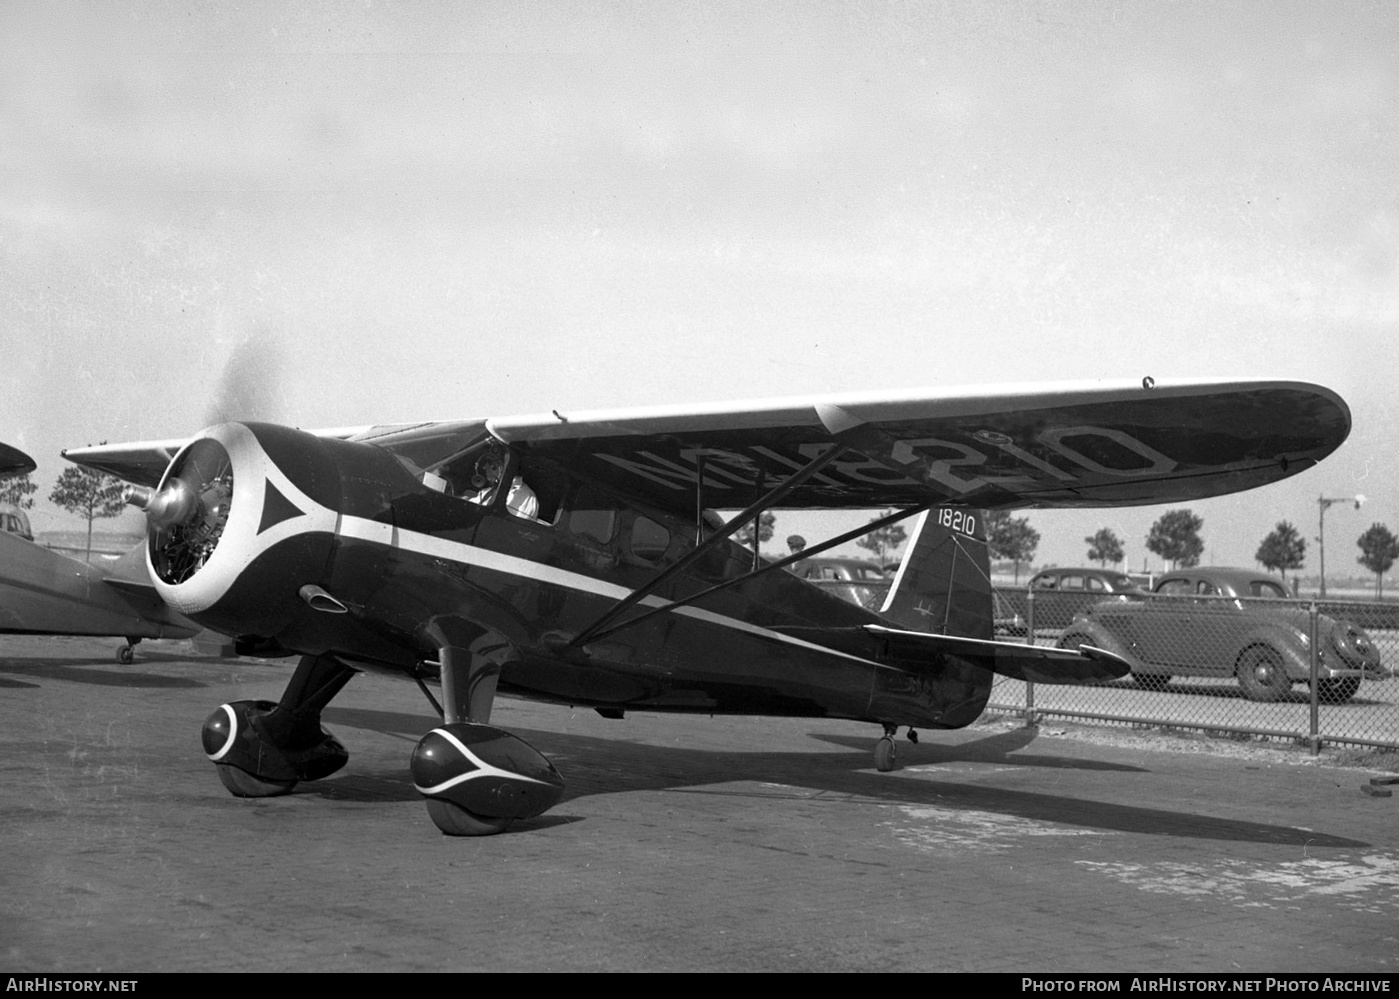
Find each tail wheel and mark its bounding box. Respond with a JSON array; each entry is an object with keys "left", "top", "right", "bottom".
[
  {"left": 874, "top": 736, "right": 897, "bottom": 772},
  {"left": 215, "top": 764, "right": 297, "bottom": 798},
  {"left": 1235, "top": 646, "right": 1291, "bottom": 702},
  {"left": 1316, "top": 676, "right": 1360, "bottom": 704}
]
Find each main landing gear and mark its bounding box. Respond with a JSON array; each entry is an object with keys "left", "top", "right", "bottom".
[
  {"left": 874, "top": 724, "right": 918, "bottom": 772},
  {"left": 201, "top": 625, "right": 564, "bottom": 837},
  {"left": 117, "top": 638, "right": 139, "bottom": 664},
  {"left": 407, "top": 620, "right": 563, "bottom": 836},
  {"left": 201, "top": 653, "right": 355, "bottom": 796}
]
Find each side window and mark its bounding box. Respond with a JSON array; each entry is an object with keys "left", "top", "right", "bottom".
[
  {"left": 569, "top": 508, "right": 616, "bottom": 544},
  {"left": 1085, "top": 577, "right": 1106, "bottom": 591},
  {"left": 629, "top": 516, "right": 671, "bottom": 566},
  {"left": 1034, "top": 576, "right": 1058, "bottom": 589},
  {"left": 1061, "top": 576, "right": 1084, "bottom": 590},
  {"left": 1156, "top": 579, "right": 1191, "bottom": 596},
  {"left": 1196, "top": 581, "right": 1218, "bottom": 596},
  {"left": 567, "top": 486, "right": 617, "bottom": 544},
  {"left": 1251, "top": 581, "right": 1287, "bottom": 598}
]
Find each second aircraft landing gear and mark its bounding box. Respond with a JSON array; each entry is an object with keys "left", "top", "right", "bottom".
[{"left": 202, "top": 653, "right": 356, "bottom": 796}]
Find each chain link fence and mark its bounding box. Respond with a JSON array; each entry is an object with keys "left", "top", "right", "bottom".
[
  {"left": 991, "top": 587, "right": 1399, "bottom": 752},
  {"left": 808, "top": 578, "right": 1399, "bottom": 752}
]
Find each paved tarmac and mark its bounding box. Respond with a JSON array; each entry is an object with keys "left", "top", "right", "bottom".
[{"left": 1, "top": 634, "right": 1397, "bottom": 973}]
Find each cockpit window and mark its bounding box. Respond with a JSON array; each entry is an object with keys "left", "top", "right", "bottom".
[{"left": 422, "top": 439, "right": 507, "bottom": 501}]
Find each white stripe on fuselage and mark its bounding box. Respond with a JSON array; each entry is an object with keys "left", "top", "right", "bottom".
[{"left": 334, "top": 514, "right": 882, "bottom": 667}]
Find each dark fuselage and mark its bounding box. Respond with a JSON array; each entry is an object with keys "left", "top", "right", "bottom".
[{"left": 171, "top": 425, "right": 992, "bottom": 730}]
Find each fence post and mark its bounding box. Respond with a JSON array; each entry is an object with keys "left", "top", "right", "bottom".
[
  {"left": 1024, "top": 588, "right": 1037, "bottom": 726},
  {"left": 1308, "top": 600, "right": 1321, "bottom": 756}
]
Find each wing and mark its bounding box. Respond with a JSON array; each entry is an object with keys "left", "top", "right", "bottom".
[
  {"left": 864, "top": 624, "right": 1129, "bottom": 684},
  {"left": 62, "top": 426, "right": 379, "bottom": 488},
  {"left": 61, "top": 379, "right": 1349, "bottom": 514},
  {"left": 490, "top": 378, "right": 1348, "bottom": 513}
]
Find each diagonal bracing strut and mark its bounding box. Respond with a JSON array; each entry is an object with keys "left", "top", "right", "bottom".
[
  {"left": 576, "top": 503, "right": 930, "bottom": 645},
  {"left": 569, "top": 436, "right": 862, "bottom": 648}
]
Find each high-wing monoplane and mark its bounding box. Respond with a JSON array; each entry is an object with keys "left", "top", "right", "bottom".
[
  {"left": 0, "top": 442, "right": 200, "bottom": 661},
  {"left": 61, "top": 378, "right": 1350, "bottom": 834}
]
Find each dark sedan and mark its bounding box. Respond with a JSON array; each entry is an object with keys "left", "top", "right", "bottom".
[
  {"left": 1057, "top": 567, "right": 1385, "bottom": 702},
  {"left": 1019, "top": 567, "right": 1147, "bottom": 630}
]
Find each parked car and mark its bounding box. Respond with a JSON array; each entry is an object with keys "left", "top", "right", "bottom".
[
  {"left": 0, "top": 504, "right": 32, "bottom": 542},
  {"left": 798, "top": 557, "right": 890, "bottom": 611},
  {"left": 1020, "top": 567, "right": 1148, "bottom": 630},
  {"left": 1057, "top": 567, "right": 1385, "bottom": 703}
]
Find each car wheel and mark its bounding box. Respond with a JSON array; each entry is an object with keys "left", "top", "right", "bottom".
[
  {"left": 1316, "top": 676, "right": 1360, "bottom": 704},
  {"left": 1130, "top": 672, "right": 1171, "bottom": 691},
  {"left": 1235, "top": 645, "right": 1292, "bottom": 702},
  {"left": 1056, "top": 631, "right": 1091, "bottom": 652}
]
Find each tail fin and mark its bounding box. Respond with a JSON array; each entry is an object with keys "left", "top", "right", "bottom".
[{"left": 880, "top": 507, "right": 992, "bottom": 641}]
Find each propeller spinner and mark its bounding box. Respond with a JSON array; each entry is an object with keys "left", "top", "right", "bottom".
[{"left": 128, "top": 437, "right": 235, "bottom": 585}]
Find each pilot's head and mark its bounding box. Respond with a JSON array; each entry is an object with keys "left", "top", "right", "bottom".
[{"left": 471, "top": 453, "right": 503, "bottom": 490}]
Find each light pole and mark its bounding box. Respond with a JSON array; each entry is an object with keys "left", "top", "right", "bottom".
[{"left": 1318, "top": 493, "right": 1366, "bottom": 598}]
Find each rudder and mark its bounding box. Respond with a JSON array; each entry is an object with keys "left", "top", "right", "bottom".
[{"left": 880, "top": 507, "right": 992, "bottom": 641}]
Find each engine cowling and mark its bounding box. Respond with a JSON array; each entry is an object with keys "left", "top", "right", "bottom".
[{"left": 143, "top": 423, "right": 345, "bottom": 639}]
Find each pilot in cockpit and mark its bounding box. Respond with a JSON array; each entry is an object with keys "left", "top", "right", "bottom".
[
  {"left": 424, "top": 444, "right": 539, "bottom": 520},
  {"left": 467, "top": 452, "right": 504, "bottom": 505}
]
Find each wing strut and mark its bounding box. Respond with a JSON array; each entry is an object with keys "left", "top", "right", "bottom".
[
  {"left": 569, "top": 437, "right": 860, "bottom": 648},
  {"left": 576, "top": 503, "right": 930, "bottom": 645}
]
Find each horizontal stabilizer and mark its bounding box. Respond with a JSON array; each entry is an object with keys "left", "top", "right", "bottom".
[{"left": 864, "top": 624, "right": 1130, "bottom": 684}]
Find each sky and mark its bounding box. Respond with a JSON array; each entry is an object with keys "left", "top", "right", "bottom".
[{"left": 3, "top": 1, "right": 1397, "bottom": 579}]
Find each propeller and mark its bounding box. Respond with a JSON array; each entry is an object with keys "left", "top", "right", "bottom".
[
  {"left": 206, "top": 335, "right": 283, "bottom": 426},
  {"left": 129, "top": 438, "right": 235, "bottom": 585}
]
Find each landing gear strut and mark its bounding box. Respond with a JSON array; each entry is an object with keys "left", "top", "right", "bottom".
[{"left": 202, "top": 653, "right": 356, "bottom": 796}]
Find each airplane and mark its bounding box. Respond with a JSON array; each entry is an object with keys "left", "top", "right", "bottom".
[
  {"left": 0, "top": 442, "right": 200, "bottom": 661},
  {"left": 58, "top": 377, "right": 1350, "bottom": 835}
]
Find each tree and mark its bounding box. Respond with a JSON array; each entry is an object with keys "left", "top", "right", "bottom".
[
  {"left": 733, "top": 511, "right": 775, "bottom": 553},
  {"left": 1085, "top": 528, "right": 1124, "bottom": 567},
  {"left": 1356, "top": 523, "right": 1399, "bottom": 598},
  {"left": 986, "top": 509, "right": 1040, "bottom": 583},
  {"left": 1146, "top": 509, "right": 1203, "bottom": 570},
  {"left": 1255, "top": 521, "right": 1306, "bottom": 584},
  {"left": 0, "top": 472, "right": 38, "bottom": 509},
  {"left": 49, "top": 467, "right": 128, "bottom": 563},
  {"left": 855, "top": 509, "right": 908, "bottom": 564}
]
